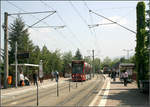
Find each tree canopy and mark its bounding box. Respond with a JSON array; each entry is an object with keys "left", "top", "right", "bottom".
[
  {"left": 74, "top": 48, "right": 83, "bottom": 60},
  {"left": 135, "top": 1, "right": 148, "bottom": 88}
]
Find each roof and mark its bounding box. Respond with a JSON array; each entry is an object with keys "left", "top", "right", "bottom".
[
  {"left": 119, "top": 63, "right": 135, "bottom": 68},
  {"left": 11, "top": 63, "right": 39, "bottom": 67}
]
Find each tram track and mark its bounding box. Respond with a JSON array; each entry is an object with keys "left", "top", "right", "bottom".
[
  {"left": 2, "top": 74, "right": 105, "bottom": 106},
  {"left": 56, "top": 75, "right": 104, "bottom": 106},
  {"left": 3, "top": 78, "right": 90, "bottom": 106},
  {"left": 15, "top": 79, "right": 92, "bottom": 106},
  {"left": 2, "top": 81, "right": 70, "bottom": 105},
  {"left": 76, "top": 75, "right": 105, "bottom": 106}
]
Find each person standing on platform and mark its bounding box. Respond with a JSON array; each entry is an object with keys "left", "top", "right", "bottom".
[
  {"left": 123, "top": 70, "right": 128, "bottom": 86},
  {"left": 33, "top": 71, "right": 38, "bottom": 86},
  {"left": 19, "top": 71, "right": 24, "bottom": 86}
]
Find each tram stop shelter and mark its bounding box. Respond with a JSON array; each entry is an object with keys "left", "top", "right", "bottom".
[
  {"left": 119, "top": 63, "right": 135, "bottom": 82},
  {"left": 10, "top": 63, "right": 40, "bottom": 87}
]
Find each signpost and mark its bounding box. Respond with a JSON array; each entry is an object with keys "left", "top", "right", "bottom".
[{"left": 17, "top": 52, "right": 29, "bottom": 59}]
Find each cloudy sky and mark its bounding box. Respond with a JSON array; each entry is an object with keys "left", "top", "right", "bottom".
[{"left": 1, "top": 0, "right": 149, "bottom": 60}]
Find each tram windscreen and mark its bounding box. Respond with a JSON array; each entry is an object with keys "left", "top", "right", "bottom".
[{"left": 72, "top": 63, "right": 83, "bottom": 74}]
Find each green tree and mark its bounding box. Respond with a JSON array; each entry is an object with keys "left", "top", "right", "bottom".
[
  {"left": 135, "top": 2, "right": 147, "bottom": 87},
  {"left": 84, "top": 56, "right": 92, "bottom": 64},
  {"left": 94, "top": 58, "right": 101, "bottom": 72},
  {"left": 111, "top": 58, "right": 120, "bottom": 67},
  {"left": 62, "top": 51, "right": 73, "bottom": 76},
  {"left": 52, "top": 50, "right": 63, "bottom": 72},
  {"left": 48, "top": 50, "right": 63, "bottom": 73},
  {"left": 41, "top": 45, "right": 51, "bottom": 74},
  {"left": 101, "top": 56, "right": 112, "bottom": 69},
  {"left": 29, "top": 45, "right": 41, "bottom": 64},
  {"left": 74, "top": 48, "right": 83, "bottom": 60},
  {"left": 144, "top": 2, "right": 150, "bottom": 79},
  {"left": 9, "top": 17, "right": 34, "bottom": 64},
  {"left": 128, "top": 55, "right": 136, "bottom": 63}
]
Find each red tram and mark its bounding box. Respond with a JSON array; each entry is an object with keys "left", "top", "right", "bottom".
[{"left": 72, "top": 60, "right": 91, "bottom": 81}]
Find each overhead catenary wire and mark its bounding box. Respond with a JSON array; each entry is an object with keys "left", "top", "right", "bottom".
[
  {"left": 9, "top": 16, "right": 56, "bottom": 46},
  {"left": 31, "top": 25, "right": 66, "bottom": 29},
  {"left": 89, "top": 10, "right": 136, "bottom": 34},
  {"left": 40, "top": 0, "right": 86, "bottom": 50},
  {"left": 83, "top": 1, "right": 101, "bottom": 53},
  {"left": 40, "top": 0, "right": 84, "bottom": 49},
  {"left": 6, "top": 0, "right": 55, "bottom": 30},
  {"left": 6, "top": 1, "right": 67, "bottom": 49},
  {"left": 88, "top": 23, "right": 115, "bottom": 28},
  {"left": 69, "top": 1, "right": 89, "bottom": 27},
  {"left": 9, "top": 11, "right": 56, "bottom": 16},
  {"left": 69, "top": 1, "right": 99, "bottom": 51},
  {"left": 54, "top": 29, "right": 78, "bottom": 49},
  {"left": 83, "top": 1, "right": 136, "bottom": 59},
  {"left": 7, "top": 1, "right": 79, "bottom": 51},
  {"left": 93, "top": 6, "right": 135, "bottom": 12},
  {"left": 28, "top": 12, "right": 56, "bottom": 28}
]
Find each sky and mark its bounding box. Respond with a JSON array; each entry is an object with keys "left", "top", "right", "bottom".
[{"left": 1, "top": 0, "right": 149, "bottom": 61}]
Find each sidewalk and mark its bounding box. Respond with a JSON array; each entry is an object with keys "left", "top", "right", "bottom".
[
  {"left": 99, "top": 75, "right": 149, "bottom": 106},
  {"left": 1, "top": 77, "right": 69, "bottom": 96}
]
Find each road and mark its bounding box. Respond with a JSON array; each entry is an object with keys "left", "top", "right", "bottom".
[{"left": 2, "top": 74, "right": 105, "bottom": 106}]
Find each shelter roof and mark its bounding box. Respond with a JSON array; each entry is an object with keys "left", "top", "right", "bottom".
[{"left": 11, "top": 63, "right": 39, "bottom": 67}]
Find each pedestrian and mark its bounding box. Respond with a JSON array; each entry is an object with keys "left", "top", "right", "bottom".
[
  {"left": 123, "top": 70, "right": 128, "bottom": 86},
  {"left": 24, "top": 74, "right": 30, "bottom": 86},
  {"left": 33, "top": 71, "right": 38, "bottom": 86},
  {"left": 108, "top": 71, "right": 111, "bottom": 77},
  {"left": 54, "top": 70, "right": 59, "bottom": 82},
  {"left": 19, "top": 71, "right": 24, "bottom": 86},
  {"left": 111, "top": 70, "right": 116, "bottom": 81}
]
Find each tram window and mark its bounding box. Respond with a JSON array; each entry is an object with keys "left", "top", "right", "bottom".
[{"left": 72, "top": 63, "right": 83, "bottom": 74}]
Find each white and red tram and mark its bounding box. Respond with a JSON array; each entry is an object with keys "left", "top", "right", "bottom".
[{"left": 72, "top": 60, "right": 91, "bottom": 81}]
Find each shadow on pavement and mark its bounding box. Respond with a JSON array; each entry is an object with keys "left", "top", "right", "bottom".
[
  {"left": 111, "top": 81, "right": 123, "bottom": 84},
  {"left": 102, "top": 88, "right": 138, "bottom": 91},
  {"left": 101, "top": 87, "right": 149, "bottom": 106}
]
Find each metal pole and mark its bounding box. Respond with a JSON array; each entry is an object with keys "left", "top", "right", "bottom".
[
  {"left": 57, "top": 81, "right": 59, "bottom": 96},
  {"left": 37, "top": 82, "right": 39, "bottom": 106},
  {"left": 69, "top": 79, "right": 70, "bottom": 92},
  {"left": 15, "top": 42, "right": 18, "bottom": 88},
  {"left": 76, "top": 75, "right": 77, "bottom": 88},
  {"left": 92, "top": 50, "right": 95, "bottom": 77},
  {"left": 4, "top": 12, "right": 9, "bottom": 89},
  {"left": 148, "top": 1, "right": 150, "bottom": 105}
]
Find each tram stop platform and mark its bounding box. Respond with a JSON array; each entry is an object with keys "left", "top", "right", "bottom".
[
  {"left": 98, "top": 75, "right": 149, "bottom": 107},
  {"left": 1, "top": 77, "right": 69, "bottom": 97}
]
